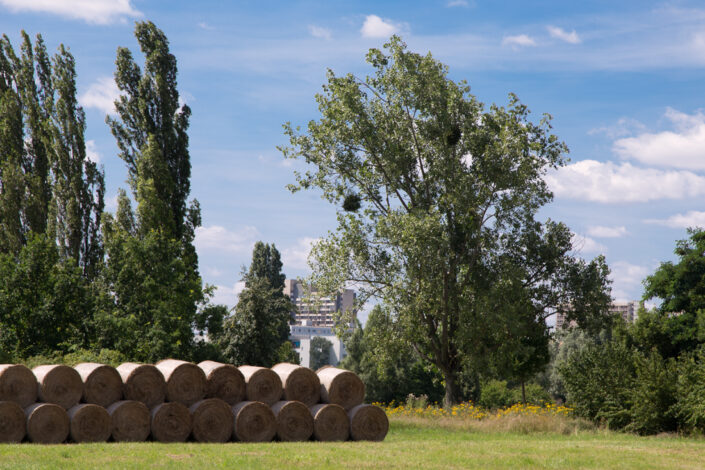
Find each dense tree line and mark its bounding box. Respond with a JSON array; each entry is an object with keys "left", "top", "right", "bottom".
[
  {"left": 0, "top": 23, "right": 226, "bottom": 364},
  {"left": 556, "top": 229, "right": 705, "bottom": 434}
]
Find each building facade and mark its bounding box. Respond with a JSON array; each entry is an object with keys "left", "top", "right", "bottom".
[
  {"left": 289, "top": 324, "right": 346, "bottom": 368},
  {"left": 283, "top": 279, "right": 356, "bottom": 327},
  {"left": 555, "top": 300, "right": 640, "bottom": 330}
]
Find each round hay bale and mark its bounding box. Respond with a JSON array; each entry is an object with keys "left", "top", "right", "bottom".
[
  {"left": 74, "top": 363, "right": 122, "bottom": 407},
  {"left": 310, "top": 403, "right": 349, "bottom": 442},
  {"left": 189, "top": 398, "right": 233, "bottom": 443},
  {"left": 116, "top": 363, "right": 166, "bottom": 408},
  {"left": 32, "top": 365, "right": 83, "bottom": 410},
  {"left": 150, "top": 402, "right": 191, "bottom": 443},
  {"left": 238, "top": 366, "right": 282, "bottom": 406},
  {"left": 155, "top": 359, "right": 206, "bottom": 406},
  {"left": 317, "top": 367, "right": 365, "bottom": 411},
  {"left": 348, "top": 404, "right": 389, "bottom": 441},
  {"left": 25, "top": 403, "right": 69, "bottom": 444},
  {"left": 107, "top": 400, "right": 150, "bottom": 442},
  {"left": 198, "top": 361, "right": 246, "bottom": 405},
  {"left": 271, "top": 363, "right": 320, "bottom": 407},
  {"left": 231, "top": 401, "right": 276, "bottom": 442},
  {"left": 271, "top": 400, "right": 313, "bottom": 442},
  {"left": 0, "top": 364, "right": 37, "bottom": 408},
  {"left": 0, "top": 401, "right": 25, "bottom": 442},
  {"left": 67, "top": 403, "right": 111, "bottom": 443}
]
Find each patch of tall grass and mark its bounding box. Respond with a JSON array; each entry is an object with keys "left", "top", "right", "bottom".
[{"left": 379, "top": 396, "right": 594, "bottom": 435}]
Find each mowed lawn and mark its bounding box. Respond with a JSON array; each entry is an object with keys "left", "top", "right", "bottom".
[{"left": 1, "top": 419, "right": 704, "bottom": 469}]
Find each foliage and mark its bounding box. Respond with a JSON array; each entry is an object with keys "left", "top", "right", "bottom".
[
  {"left": 21, "top": 348, "right": 127, "bottom": 369},
  {"left": 0, "top": 32, "right": 104, "bottom": 273},
  {"left": 281, "top": 36, "right": 612, "bottom": 406},
  {"left": 0, "top": 234, "right": 94, "bottom": 359},
  {"left": 98, "top": 21, "right": 205, "bottom": 361},
  {"left": 309, "top": 336, "right": 333, "bottom": 370},
  {"left": 216, "top": 242, "right": 293, "bottom": 367},
  {"left": 340, "top": 306, "right": 445, "bottom": 404},
  {"left": 478, "top": 380, "right": 550, "bottom": 409},
  {"left": 642, "top": 229, "right": 705, "bottom": 358},
  {"left": 559, "top": 342, "right": 636, "bottom": 430}
]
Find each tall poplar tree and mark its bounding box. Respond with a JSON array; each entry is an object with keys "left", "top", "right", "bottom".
[{"left": 100, "top": 21, "right": 204, "bottom": 361}]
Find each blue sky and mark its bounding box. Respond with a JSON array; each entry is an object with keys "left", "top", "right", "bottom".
[{"left": 2, "top": 0, "right": 705, "bottom": 319}]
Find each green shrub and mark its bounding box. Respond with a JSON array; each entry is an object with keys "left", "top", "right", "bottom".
[
  {"left": 22, "top": 348, "right": 127, "bottom": 368},
  {"left": 559, "top": 342, "right": 635, "bottom": 429},
  {"left": 626, "top": 350, "right": 677, "bottom": 434},
  {"left": 510, "top": 382, "right": 552, "bottom": 405},
  {"left": 479, "top": 380, "right": 511, "bottom": 409}
]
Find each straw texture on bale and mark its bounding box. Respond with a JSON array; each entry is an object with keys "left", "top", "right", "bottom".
[
  {"left": 198, "top": 361, "right": 246, "bottom": 405},
  {"left": 74, "top": 363, "right": 122, "bottom": 407},
  {"left": 232, "top": 401, "right": 276, "bottom": 442},
  {"left": 348, "top": 404, "right": 389, "bottom": 441},
  {"left": 32, "top": 365, "right": 83, "bottom": 410},
  {"left": 155, "top": 359, "right": 206, "bottom": 406},
  {"left": 271, "top": 400, "right": 314, "bottom": 442},
  {"left": 0, "top": 364, "right": 37, "bottom": 408},
  {"left": 67, "top": 404, "right": 111, "bottom": 443},
  {"left": 272, "top": 363, "right": 320, "bottom": 407},
  {"left": 25, "top": 403, "right": 69, "bottom": 444},
  {"left": 310, "top": 403, "right": 349, "bottom": 442},
  {"left": 117, "top": 363, "right": 166, "bottom": 408},
  {"left": 317, "top": 367, "right": 365, "bottom": 411},
  {"left": 150, "top": 402, "right": 192, "bottom": 442},
  {"left": 238, "top": 366, "right": 282, "bottom": 406},
  {"left": 189, "top": 398, "right": 233, "bottom": 443},
  {"left": 107, "top": 400, "right": 150, "bottom": 442},
  {"left": 0, "top": 401, "right": 25, "bottom": 442}
]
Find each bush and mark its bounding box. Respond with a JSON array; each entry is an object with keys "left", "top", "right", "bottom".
[
  {"left": 626, "top": 350, "right": 677, "bottom": 434},
  {"left": 479, "top": 380, "right": 511, "bottom": 409},
  {"left": 675, "top": 348, "right": 705, "bottom": 432},
  {"left": 510, "top": 382, "right": 552, "bottom": 405},
  {"left": 22, "top": 348, "right": 127, "bottom": 369},
  {"left": 559, "top": 342, "right": 635, "bottom": 429}
]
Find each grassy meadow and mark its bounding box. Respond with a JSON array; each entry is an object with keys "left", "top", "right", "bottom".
[{"left": 2, "top": 404, "right": 705, "bottom": 469}]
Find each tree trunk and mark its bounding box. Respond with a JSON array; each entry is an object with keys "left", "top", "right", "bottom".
[
  {"left": 442, "top": 369, "right": 462, "bottom": 409},
  {"left": 521, "top": 380, "right": 526, "bottom": 404}
]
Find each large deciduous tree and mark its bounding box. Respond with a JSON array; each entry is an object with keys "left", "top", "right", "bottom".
[
  {"left": 281, "top": 37, "right": 611, "bottom": 406},
  {"left": 100, "top": 21, "right": 204, "bottom": 361}
]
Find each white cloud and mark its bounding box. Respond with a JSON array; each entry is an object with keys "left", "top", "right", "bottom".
[
  {"left": 547, "top": 26, "right": 581, "bottom": 44},
  {"left": 588, "top": 117, "right": 646, "bottom": 139},
  {"left": 79, "top": 77, "right": 121, "bottom": 115},
  {"left": 571, "top": 233, "right": 607, "bottom": 254},
  {"left": 308, "top": 25, "right": 332, "bottom": 40},
  {"left": 610, "top": 261, "right": 650, "bottom": 302},
  {"left": 644, "top": 210, "right": 705, "bottom": 229},
  {"left": 104, "top": 194, "right": 119, "bottom": 212},
  {"left": 587, "top": 225, "right": 629, "bottom": 238},
  {"left": 545, "top": 160, "right": 705, "bottom": 203},
  {"left": 0, "top": 0, "right": 140, "bottom": 24},
  {"left": 613, "top": 108, "right": 705, "bottom": 170},
  {"left": 197, "top": 22, "right": 214, "bottom": 30},
  {"left": 502, "top": 34, "right": 537, "bottom": 48},
  {"left": 210, "top": 282, "right": 245, "bottom": 310},
  {"left": 281, "top": 237, "right": 320, "bottom": 271},
  {"left": 447, "top": 0, "right": 470, "bottom": 7},
  {"left": 85, "top": 140, "right": 100, "bottom": 164},
  {"left": 194, "top": 225, "right": 259, "bottom": 254},
  {"left": 361, "top": 15, "right": 403, "bottom": 39}
]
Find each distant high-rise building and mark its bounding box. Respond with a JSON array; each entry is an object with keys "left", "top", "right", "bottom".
[
  {"left": 283, "top": 279, "right": 356, "bottom": 328},
  {"left": 555, "top": 300, "right": 640, "bottom": 330},
  {"left": 609, "top": 301, "right": 639, "bottom": 323}
]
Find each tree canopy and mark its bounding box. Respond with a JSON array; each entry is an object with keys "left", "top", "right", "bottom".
[{"left": 281, "top": 36, "right": 611, "bottom": 406}]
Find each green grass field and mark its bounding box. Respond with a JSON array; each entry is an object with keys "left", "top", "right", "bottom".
[{"left": 1, "top": 417, "right": 704, "bottom": 469}]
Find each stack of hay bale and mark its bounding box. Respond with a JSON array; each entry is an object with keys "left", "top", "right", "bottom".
[{"left": 0, "top": 361, "right": 388, "bottom": 444}]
